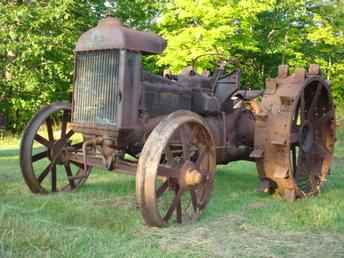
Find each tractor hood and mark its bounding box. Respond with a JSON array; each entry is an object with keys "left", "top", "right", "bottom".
[{"left": 75, "top": 17, "right": 167, "bottom": 54}]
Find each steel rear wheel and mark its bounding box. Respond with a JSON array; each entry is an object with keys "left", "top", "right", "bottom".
[
  {"left": 136, "top": 111, "right": 216, "bottom": 227},
  {"left": 20, "top": 102, "right": 91, "bottom": 193},
  {"left": 290, "top": 79, "right": 335, "bottom": 195},
  {"left": 253, "top": 65, "right": 336, "bottom": 200}
]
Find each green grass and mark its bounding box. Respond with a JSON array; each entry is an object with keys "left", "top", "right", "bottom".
[{"left": 0, "top": 124, "right": 344, "bottom": 258}]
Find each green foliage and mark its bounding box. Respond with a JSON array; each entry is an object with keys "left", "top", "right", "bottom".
[
  {"left": 156, "top": 0, "right": 344, "bottom": 92},
  {"left": 156, "top": 0, "right": 273, "bottom": 86},
  {"left": 1, "top": 1, "right": 94, "bottom": 131},
  {"left": 0, "top": 0, "right": 343, "bottom": 132},
  {"left": 0, "top": 0, "right": 163, "bottom": 132}
]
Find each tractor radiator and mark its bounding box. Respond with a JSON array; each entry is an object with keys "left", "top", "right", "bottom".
[{"left": 73, "top": 50, "right": 120, "bottom": 126}]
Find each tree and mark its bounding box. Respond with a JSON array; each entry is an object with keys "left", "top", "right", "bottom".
[
  {"left": 156, "top": 0, "right": 344, "bottom": 94},
  {"left": 0, "top": 0, "right": 343, "bottom": 132},
  {"left": 156, "top": 0, "right": 273, "bottom": 86},
  {"left": 0, "top": 0, "right": 164, "bottom": 132}
]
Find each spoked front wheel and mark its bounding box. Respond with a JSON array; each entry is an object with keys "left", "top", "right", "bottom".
[
  {"left": 20, "top": 102, "right": 91, "bottom": 193},
  {"left": 136, "top": 111, "right": 216, "bottom": 227}
]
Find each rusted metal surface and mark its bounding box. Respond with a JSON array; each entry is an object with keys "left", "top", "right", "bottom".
[
  {"left": 251, "top": 65, "right": 336, "bottom": 200},
  {"left": 75, "top": 17, "right": 166, "bottom": 54},
  {"left": 20, "top": 16, "right": 337, "bottom": 227}
]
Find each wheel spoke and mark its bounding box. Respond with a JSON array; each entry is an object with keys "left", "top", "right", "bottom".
[
  {"left": 308, "top": 83, "right": 322, "bottom": 121},
  {"left": 295, "top": 151, "right": 308, "bottom": 178},
  {"left": 34, "top": 134, "right": 50, "bottom": 147},
  {"left": 65, "top": 130, "right": 75, "bottom": 140},
  {"left": 196, "top": 146, "right": 207, "bottom": 168},
  {"left": 51, "top": 164, "right": 57, "bottom": 192},
  {"left": 61, "top": 110, "right": 69, "bottom": 138},
  {"left": 70, "top": 160, "right": 83, "bottom": 169},
  {"left": 176, "top": 196, "right": 182, "bottom": 224},
  {"left": 179, "top": 125, "right": 191, "bottom": 161},
  {"left": 46, "top": 117, "right": 54, "bottom": 142},
  {"left": 38, "top": 163, "right": 52, "bottom": 183},
  {"left": 300, "top": 91, "right": 306, "bottom": 124},
  {"left": 156, "top": 180, "right": 169, "bottom": 198},
  {"left": 291, "top": 146, "right": 297, "bottom": 177},
  {"left": 190, "top": 189, "right": 198, "bottom": 212},
  {"left": 32, "top": 151, "right": 48, "bottom": 162},
  {"left": 64, "top": 163, "right": 76, "bottom": 189},
  {"left": 71, "top": 142, "right": 83, "bottom": 150},
  {"left": 191, "top": 126, "right": 202, "bottom": 143},
  {"left": 179, "top": 125, "right": 190, "bottom": 145},
  {"left": 163, "top": 188, "right": 183, "bottom": 222}
]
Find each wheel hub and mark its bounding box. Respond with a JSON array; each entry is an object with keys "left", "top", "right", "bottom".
[
  {"left": 49, "top": 139, "right": 69, "bottom": 164},
  {"left": 179, "top": 161, "right": 203, "bottom": 188}
]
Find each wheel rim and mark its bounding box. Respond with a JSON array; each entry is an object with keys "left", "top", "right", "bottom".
[
  {"left": 20, "top": 102, "right": 91, "bottom": 193},
  {"left": 137, "top": 111, "right": 216, "bottom": 227},
  {"left": 290, "top": 81, "right": 335, "bottom": 195}
]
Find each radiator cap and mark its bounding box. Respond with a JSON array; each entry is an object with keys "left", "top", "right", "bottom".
[{"left": 75, "top": 17, "right": 167, "bottom": 54}]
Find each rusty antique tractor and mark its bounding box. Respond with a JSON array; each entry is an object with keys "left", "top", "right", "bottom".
[{"left": 20, "top": 17, "right": 336, "bottom": 227}]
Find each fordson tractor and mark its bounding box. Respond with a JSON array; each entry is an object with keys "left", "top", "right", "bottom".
[{"left": 20, "top": 17, "right": 336, "bottom": 227}]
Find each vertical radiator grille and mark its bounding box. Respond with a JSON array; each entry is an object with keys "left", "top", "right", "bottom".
[{"left": 73, "top": 50, "right": 120, "bottom": 126}]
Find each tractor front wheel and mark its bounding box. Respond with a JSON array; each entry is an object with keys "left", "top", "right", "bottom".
[
  {"left": 20, "top": 102, "right": 91, "bottom": 193},
  {"left": 136, "top": 111, "right": 216, "bottom": 227}
]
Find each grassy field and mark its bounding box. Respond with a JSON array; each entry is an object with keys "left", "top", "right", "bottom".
[{"left": 0, "top": 122, "right": 343, "bottom": 258}]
